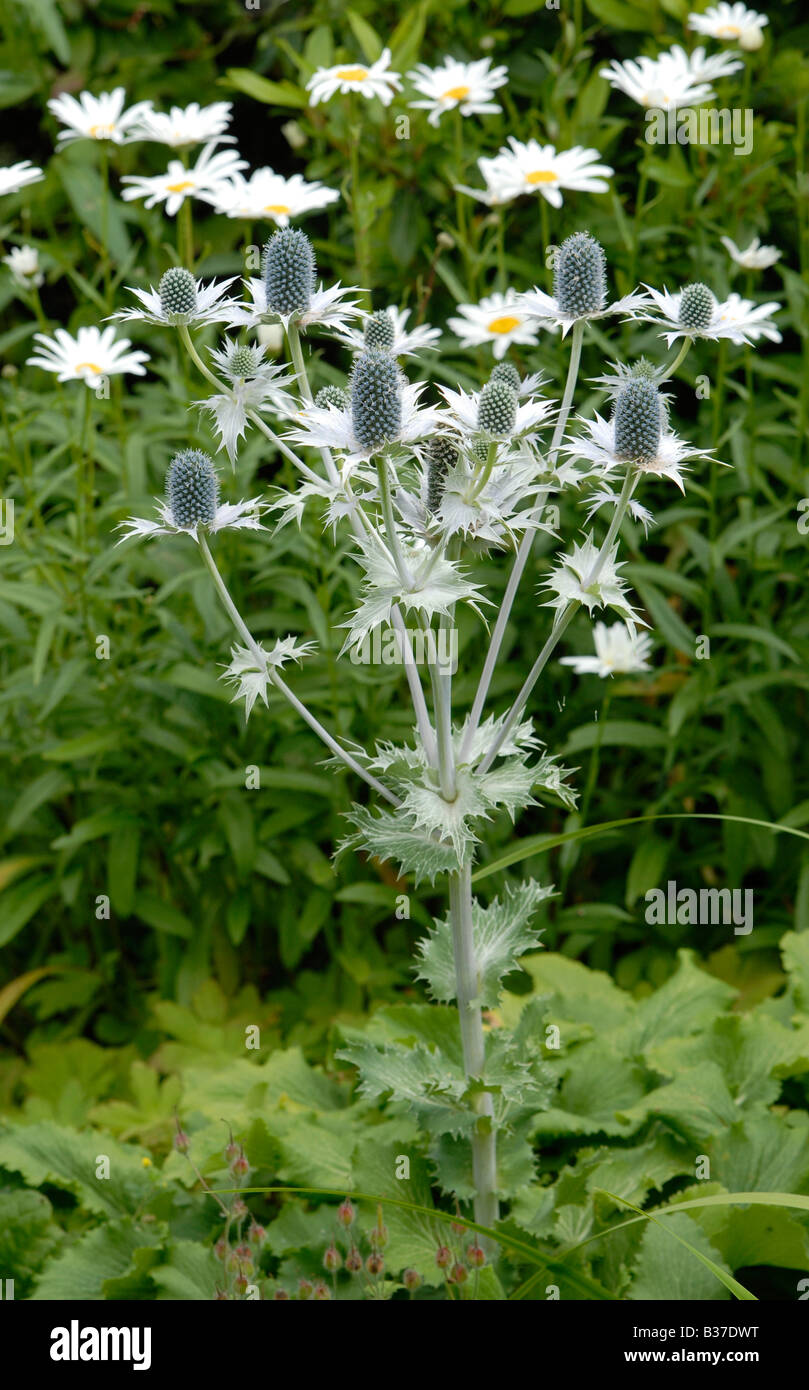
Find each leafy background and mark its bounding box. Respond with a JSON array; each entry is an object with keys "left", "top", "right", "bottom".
[{"left": 1, "top": 0, "right": 809, "bottom": 1299}]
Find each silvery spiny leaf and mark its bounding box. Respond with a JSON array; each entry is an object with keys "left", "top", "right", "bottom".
[{"left": 416, "top": 879, "right": 554, "bottom": 1008}]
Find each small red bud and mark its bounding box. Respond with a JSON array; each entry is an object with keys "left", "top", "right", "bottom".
[
  {"left": 313, "top": 1282, "right": 332, "bottom": 1301},
  {"left": 366, "top": 1253, "right": 384, "bottom": 1276},
  {"left": 298, "top": 1278, "right": 313, "bottom": 1300},
  {"left": 466, "top": 1243, "right": 486, "bottom": 1268},
  {"left": 273, "top": 1288, "right": 290, "bottom": 1300},
  {"left": 323, "top": 1243, "right": 342, "bottom": 1273},
  {"left": 345, "top": 1247, "right": 363, "bottom": 1274},
  {"left": 402, "top": 1268, "right": 422, "bottom": 1292},
  {"left": 337, "top": 1199, "right": 356, "bottom": 1228},
  {"left": 231, "top": 1152, "right": 250, "bottom": 1177},
  {"left": 450, "top": 1262, "right": 468, "bottom": 1284},
  {"left": 214, "top": 1238, "right": 228, "bottom": 1261},
  {"left": 234, "top": 1274, "right": 250, "bottom": 1294},
  {"left": 435, "top": 1244, "right": 452, "bottom": 1269},
  {"left": 248, "top": 1223, "right": 266, "bottom": 1246},
  {"left": 232, "top": 1197, "right": 248, "bottom": 1219},
  {"left": 174, "top": 1129, "right": 190, "bottom": 1153}
]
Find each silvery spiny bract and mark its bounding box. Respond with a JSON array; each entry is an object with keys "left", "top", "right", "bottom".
[
  {"left": 554, "top": 231, "right": 607, "bottom": 318},
  {"left": 350, "top": 349, "right": 402, "bottom": 449}
]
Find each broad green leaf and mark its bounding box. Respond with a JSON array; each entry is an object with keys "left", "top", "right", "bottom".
[{"left": 627, "top": 1211, "right": 734, "bottom": 1301}]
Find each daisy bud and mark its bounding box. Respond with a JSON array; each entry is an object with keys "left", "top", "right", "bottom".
[
  {"left": 613, "top": 378, "right": 662, "bottom": 465},
  {"left": 364, "top": 309, "right": 396, "bottom": 351},
  {"left": 263, "top": 227, "right": 316, "bottom": 316},
  {"left": 166, "top": 449, "right": 219, "bottom": 529},
  {"left": 159, "top": 266, "right": 197, "bottom": 321},
  {"left": 678, "top": 282, "right": 716, "bottom": 332},
  {"left": 489, "top": 360, "right": 521, "bottom": 392},
  {"left": 227, "top": 345, "right": 260, "bottom": 378},
  {"left": 554, "top": 231, "right": 607, "bottom": 319},
  {"left": 466, "top": 1243, "right": 486, "bottom": 1269},
  {"left": 351, "top": 349, "right": 401, "bottom": 450},
  {"left": 315, "top": 385, "right": 350, "bottom": 411},
  {"left": 402, "top": 1268, "right": 422, "bottom": 1292},
  {"left": 477, "top": 379, "right": 517, "bottom": 437},
  {"left": 425, "top": 435, "right": 458, "bottom": 513},
  {"left": 323, "top": 1244, "right": 342, "bottom": 1273}
]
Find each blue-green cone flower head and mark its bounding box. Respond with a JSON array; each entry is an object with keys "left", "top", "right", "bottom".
[
  {"left": 159, "top": 267, "right": 197, "bottom": 322},
  {"left": 678, "top": 282, "right": 715, "bottom": 333},
  {"left": 470, "top": 437, "right": 490, "bottom": 464},
  {"left": 477, "top": 379, "right": 517, "bottom": 436},
  {"left": 263, "top": 228, "right": 316, "bottom": 317},
  {"left": 351, "top": 350, "right": 401, "bottom": 450},
  {"left": 364, "top": 310, "right": 396, "bottom": 351},
  {"left": 554, "top": 232, "right": 607, "bottom": 318},
  {"left": 314, "top": 385, "right": 350, "bottom": 411},
  {"left": 425, "top": 435, "right": 459, "bottom": 514},
  {"left": 167, "top": 449, "right": 219, "bottom": 528},
  {"left": 227, "top": 345, "right": 260, "bottom": 378},
  {"left": 613, "top": 378, "right": 662, "bottom": 464},
  {"left": 489, "top": 360, "right": 521, "bottom": 392}
]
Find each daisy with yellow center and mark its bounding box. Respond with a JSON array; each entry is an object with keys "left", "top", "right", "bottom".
[
  {"left": 27, "top": 325, "right": 149, "bottom": 388},
  {"left": 483, "top": 138, "right": 614, "bottom": 208},
  {"left": 688, "top": 3, "right": 768, "bottom": 52},
  {"left": 120, "top": 142, "right": 246, "bottom": 217},
  {"left": 447, "top": 292, "right": 540, "bottom": 360},
  {"left": 47, "top": 87, "right": 152, "bottom": 147},
  {"left": 306, "top": 47, "right": 402, "bottom": 106},
  {"left": 407, "top": 57, "right": 508, "bottom": 127},
  {"left": 210, "top": 168, "right": 339, "bottom": 227}
]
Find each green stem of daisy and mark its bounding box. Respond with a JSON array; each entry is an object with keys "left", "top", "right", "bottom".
[
  {"left": 349, "top": 107, "right": 371, "bottom": 302},
  {"left": 99, "top": 141, "right": 111, "bottom": 311},
  {"left": 459, "top": 319, "right": 584, "bottom": 763},
  {"left": 178, "top": 196, "right": 194, "bottom": 270},
  {"left": 197, "top": 532, "right": 398, "bottom": 806}
]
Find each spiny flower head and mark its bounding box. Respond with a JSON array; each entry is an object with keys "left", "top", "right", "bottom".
[
  {"left": 263, "top": 227, "right": 316, "bottom": 316},
  {"left": 227, "top": 344, "right": 260, "bottom": 378},
  {"left": 159, "top": 267, "right": 197, "bottom": 321},
  {"left": 425, "top": 434, "right": 459, "bottom": 513},
  {"left": 477, "top": 379, "right": 517, "bottom": 436},
  {"left": 613, "top": 378, "right": 662, "bottom": 464},
  {"left": 314, "top": 384, "right": 350, "bottom": 411},
  {"left": 554, "top": 231, "right": 607, "bottom": 319},
  {"left": 489, "top": 360, "right": 521, "bottom": 391},
  {"left": 678, "top": 282, "right": 716, "bottom": 331},
  {"left": 166, "top": 449, "right": 219, "bottom": 528},
  {"left": 364, "top": 308, "right": 396, "bottom": 351},
  {"left": 350, "top": 349, "right": 402, "bottom": 450}
]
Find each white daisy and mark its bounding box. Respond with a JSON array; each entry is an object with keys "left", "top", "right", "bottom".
[
  {"left": 636, "top": 283, "right": 781, "bottom": 345},
  {"left": 285, "top": 382, "right": 438, "bottom": 467},
  {"left": 210, "top": 167, "right": 340, "bottom": 225},
  {"left": 720, "top": 235, "right": 781, "bottom": 270},
  {"left": 120, "top": 142, "right": 247, "bottom": 216},
  {"left": 406, "top": 56, "right": 508, "bottom": 127},
  {"left": 132, "top": 101, "right": 235, "bottom": 148},
  {"left": 447, "top": 291, "right": 541, "bottom": 359},
  {"left": 47, "top": 87, "right": 153, "bottom": 146},
  {"left": 27, "top": 325, "right": 149, "bottom": 388},
  {"left": 0, "top": 161, "right": 45, "bottom": 196},
  {"left": 600, "top": 52, "right": 715, "bottom": 109},
  {"left": 195, "top": 340, "right": 296, "bottom": 465},
  {"left": 480, "top": 138, "right": 613, "bottom": 208},
  {"left": 520, "top": 285, "right": 650, "bottom": 339},
  {"left": 306, "top": 48, "right": 403, "bottom": 107},
  {"left": 3, "top": 244, "right": 43, "bottom": 289},
  {"left": 116, "top": 494, "right": 267, "bottom": 544},
  {"left": 561, "top": 413, "right": 712, "bottom": 492},
  {"left": 227, "top": 276, "right": 363, "bottom": 335},
  {"left": 110, "top": 274, "right": 241, "bottom": 327},
  {"left": 337, "top": 305, "right": 441, "bottom": 358},
  {"left": 455, "top": 155, "right": 516, "bottom": 208},
  {"left": 683, "top": 43, "right": 745, "bottom": 82},
  {"left": 688, "top": 3, "right": 768, "bottom": 51},
  {"left": 560, "top": 623, "right": 653, "bottom": 677},
  {"left": 222, "top": 637, "right": 318, "bottom": 720}
]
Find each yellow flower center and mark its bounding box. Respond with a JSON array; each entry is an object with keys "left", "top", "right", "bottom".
[
  {"left": 75, "top": 361, "right": 102, "bottom": 374},
  {"left": 487, "top": 315, "right": 521, "bottom": 334},
  {"left": 264, "top": 203, "right": 290, "bottom": 214},
  {"left": 442, "top": 85, "right": 471, "bottom": 100},
  {"left": 166, "top": 180, "right": 195, "bottom": 193},
  {"left": 525, "top": 169, "right": 558, "bottom": 184},
  {"left": 88, "top": 123, "right": 115, "bottom": 138},
  {"left": 716, "top": 23, "right": 741, "bottom": 36},
  {"left": 337, "top": 67, "right": 368, "bottom": 81}
]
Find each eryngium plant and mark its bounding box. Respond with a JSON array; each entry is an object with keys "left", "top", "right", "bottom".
[{"left": 116, "top": 227, "right": 722, "bottom": 1238}]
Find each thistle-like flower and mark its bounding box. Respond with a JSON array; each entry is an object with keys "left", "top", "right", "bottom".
[
  {"left": 562, "top": 378, "right": 711, "bottom": 492},
  {"left": 477, "top": 380, "right": 517, "bottom": 438},
  {"left": 337, "top": 305, "right": 441, "bottom": 359},
  {"left": 425, "top": 435, "right": 460, "bottom": 514},
  {"left": 263, "top": 226, "right": 316, "bottom": 317},
  {"left": 195, "top": 340, "right": 296, "bottom": 465},
  {"left": 489, "top": 361, "right": 521, "bottom": 392},
  {"left": 636, "top": 282, "right": 782, "bottom": 345},
  {"left": 111, "top": 271, "right": 240, "bottom": 327},
  {"left": 521, "top": 234, "right": 648, "bottom": 338},
  {"left": 364, "top": 309, "right": 397, "bottom": 351},
  {"left": 613, "top": 378, "right": 663, "bottom": 465},
  {"left": 678, "top": 282, "right": 716, "bottom": 333},
  {"left": 117, "top": 449, "right": 267, "bottom": 543},
  {"left": 314, "top": 385, "right": 351, "bottom": 411},
  {"left": 351, "top": 350, "right": 402, "bottom": 451}
]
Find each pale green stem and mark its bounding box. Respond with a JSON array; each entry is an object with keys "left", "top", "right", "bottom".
[
  {"left": 659, "top": 336, "right": 692, "bottom": 382},
  {"left": 375, "top": 455, "right": 414, "bottom": 589},
  {"left": 459, "top": 320, "right": 584, "bottom": 762},
  {"left": 197, "top": 533, "right": 398, "bottom": 806}
]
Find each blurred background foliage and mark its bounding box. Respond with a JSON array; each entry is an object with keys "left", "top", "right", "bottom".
[{"left": 1, "top": 0, "right": 809, "bottom": 1066}]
